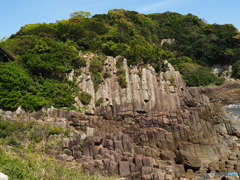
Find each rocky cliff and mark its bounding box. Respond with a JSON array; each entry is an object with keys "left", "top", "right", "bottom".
[
  {"left": 1, "top": 55, "right": 239, "bottom": 179},
  {"left": 66, "top": 55, "right": 240, "bottom": 179}
]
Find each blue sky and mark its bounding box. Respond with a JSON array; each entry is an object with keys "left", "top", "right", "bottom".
[{"left": 1, "top": 0, "right": 239, "bottom": 38}]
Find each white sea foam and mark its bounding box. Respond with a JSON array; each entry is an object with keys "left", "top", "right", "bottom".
[
  {"left": 225, "top": 104, "right": 240, "bottom": 115},
  {"left": 225, "top": 104, "right": 240, "bottom": 108}
]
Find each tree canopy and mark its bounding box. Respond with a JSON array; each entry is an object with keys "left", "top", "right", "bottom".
[
  {"left": 0, "top": 9, "right": 239, "bottom": 110},
  {"left": 70, "top": 11, "right": 92, "bottom": 19}
]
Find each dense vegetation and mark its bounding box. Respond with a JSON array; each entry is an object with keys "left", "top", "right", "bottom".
[{"left": 1, "top": 9, "right": 240, "bottom": 110}]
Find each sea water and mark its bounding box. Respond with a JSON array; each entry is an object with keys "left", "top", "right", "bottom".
[{"left": 225, "top": 104, "right": 240, "bottom": 115}]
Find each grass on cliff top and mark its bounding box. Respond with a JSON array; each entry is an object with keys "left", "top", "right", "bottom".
[{"left": 0, "top": 117, "right": 115, "bottom": 180}]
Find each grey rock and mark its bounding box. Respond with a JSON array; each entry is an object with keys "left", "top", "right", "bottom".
[
  {"left": 15, "top": 106, "right": 25, "bottom": 115},
  {"left": 0, "top": 172, "right": 8, "bottom": 180},
  {"left": 87, "top": 127, "right": 94, "bottom": 136}
]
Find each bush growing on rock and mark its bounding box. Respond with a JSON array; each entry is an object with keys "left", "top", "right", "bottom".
[
  {"left": 116, "top": 69, "right": 127, "bottom": 88},
  {"left": 89, "top": 57, "right": 103, "bottom": 72},
  {"left": 89, "top": 57, "right": 104, "bottom": 91},
  {"left": 79, "top": 92, "right": 92, "bottom": 105},
  {"left": 116, "top": 57, "right": 127, "bottom": 88},
  {"left": 47, "top": 126, "right": 63, "bottom": 136},
  {"left": 75, "top": 56, "right": 87, "bottom": 67},
  {"left": 95, "top": 97, "right": 104, "bottom": 107},
  {"left": 103, "top": 72, "right": 111, "bottom": 79}
]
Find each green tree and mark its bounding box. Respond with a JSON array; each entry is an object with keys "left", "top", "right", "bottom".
[
  {"left": 183, "top": 67, "right": 224, "bottom": 87},
  {"left": 0, "top": 62, "right": 46, "bottom": 110},
  {"left": 232, "top": 60, "right": 240, "bottom": 78},
  {"left": 70, "top": 11, "right": 92, "bottom": 19}
]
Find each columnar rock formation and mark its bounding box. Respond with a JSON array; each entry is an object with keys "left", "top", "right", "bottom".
[
  {"left": 1, "top": 55, "right": 239, "bottom": 179},
  {"left": 69, "top": 55, "right": 239, "bottom": 179},
  {"left": 76, "top": 55, "right": 187, "bottom": 115}
]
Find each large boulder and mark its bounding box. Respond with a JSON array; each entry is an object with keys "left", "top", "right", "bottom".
[
  {"left": 160, "top": 150, "right": 176, "bottom": 161},
  {"left": 175, "top": 150, "right": 201, "bottom": 170}
]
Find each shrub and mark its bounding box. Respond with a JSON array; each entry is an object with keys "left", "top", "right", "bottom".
[
  {"left": 232, "top": 60, "right": 240, "bottom": 79},
  {"left": 0, "top": 120, "right": 25, "bottom": 138},
  {"left": 95, "top": 97, "right": 104, "bottom": 107},
  {"left": 64, "top": 129, "right": 71, "bottom": 137},
  {"left": 116, "top": 57, "right": 127, "bottom": 88},
  {"left": 169, "top": 56, "right": 193, "bottom": 74},
  {"left": 89, "top": 57, "right": 103, "bottom": 72},
  {"left": 214, "top": 77, "right": 225, "bottom": 85},
  {"left": 116, "top": 69, "right": 127, "bottom": 88},
  {"left": 30, "top": 129, "right": 43, "bottom": 143},
  {"left": 75, "top": 56, "right": 87, "bottom": 67},
  {"left": 79, "top": 92, "right": 92, "bottom": 105},
  {"left": 89, "top": 57, "right": 104, "bottom": 91},
  {"left": 47, "top": 126, "right": 63, "bottom": 136},
  {"left": 169, "top": 75, "right": 176, "bottom": 87},
  {"left": 183, "top": 67, "right": 224, "bottom": 87},
  {"left": 91, "top": 72, "right": 103, "bottom": 91},
  {"left": 116, "top": 56, "right": 124, "bottom": 69},
  {"left": 103, "top": 72, "right": 111, "bottom": 79},
  {"left": 0, "top": 62, "right": 75, "bottom": 111}
]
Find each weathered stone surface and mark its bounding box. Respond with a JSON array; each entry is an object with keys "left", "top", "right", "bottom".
[
  {"left": 109, "top": 161, "right": 119, "bottom": 174},
  {"left": 132, "top": 172, "right": 142, "bottom": 180},
  {"left": 142, "top": 157, "right": 153, "bottom": 167},
  {"left": 73, "top": 149, "right": 82, "bottom": 158},
  {"left": 114, "top": 141, "right": 123, "bottom": 151},
  {"left": 45, "top": 149, "right": 59, "bottom": 156},
  {"left": 175, "top": 150, "right": 201, "bottom": 170},
  {"left": 63, "top": 149, "right": 72, "bottom": 156},
  {"left": 142, "top": 174, "right": 152, "bottom": 180},
  {"left": 104, "top": 139, "right": 113, "bottom": 148},
  {"left": 165, "top": 174, "right": 173, "bottom": 180},
  {"left": 141, "top": 166, "right": 152, "bottom": 176},
  {"left": 1, "top": 56, "right": 240, "bottom": 179},
  {"left": 119, "top": 161, "right": 131, "bottom": 177},
  {"left": 82, "top": 163, "right": 95, "bottom": 175},
  {"left": 89, "top": 136, "right": 102, "bottom": 145},
  {"left": 55, "top": 154, "right": 67, "bottom": 161},
  {"left": 122, "top": 140, "right": 132, "bottom": 152},
  {"left": 15, "top": 106, "right": 25, "bottom": 115},
  {"left": 87, "top": 127, "right": 94, "bottom": 136},
  {"left": 94, "top": 160, "right": 104, "bottom": 170},
  {"left": 134, "top": 155, "right": 143, "bottom": 169},
  {"left": 160, "top": 150, "right": 176, "bottom": 161}
]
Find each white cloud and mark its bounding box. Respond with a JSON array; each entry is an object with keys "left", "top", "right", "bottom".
[{"left": 136, "top": 0, "right": 193, "bottom": 13}]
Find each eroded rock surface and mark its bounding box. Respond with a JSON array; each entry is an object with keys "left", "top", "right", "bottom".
[{"left": 1, "top": 56, "right": 239, "bottom": 179}]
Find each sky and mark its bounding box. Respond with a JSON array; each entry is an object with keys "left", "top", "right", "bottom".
[{"left": 1, "top": 0, "right": 240, "bottom": 39}]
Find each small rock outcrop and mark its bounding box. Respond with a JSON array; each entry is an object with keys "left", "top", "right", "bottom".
[
  {"left": 0, "top": 172, "right": 8, "bottom": 180},
  {"left": 212, "top": 64, "right": 234, "bottom": 81}
]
